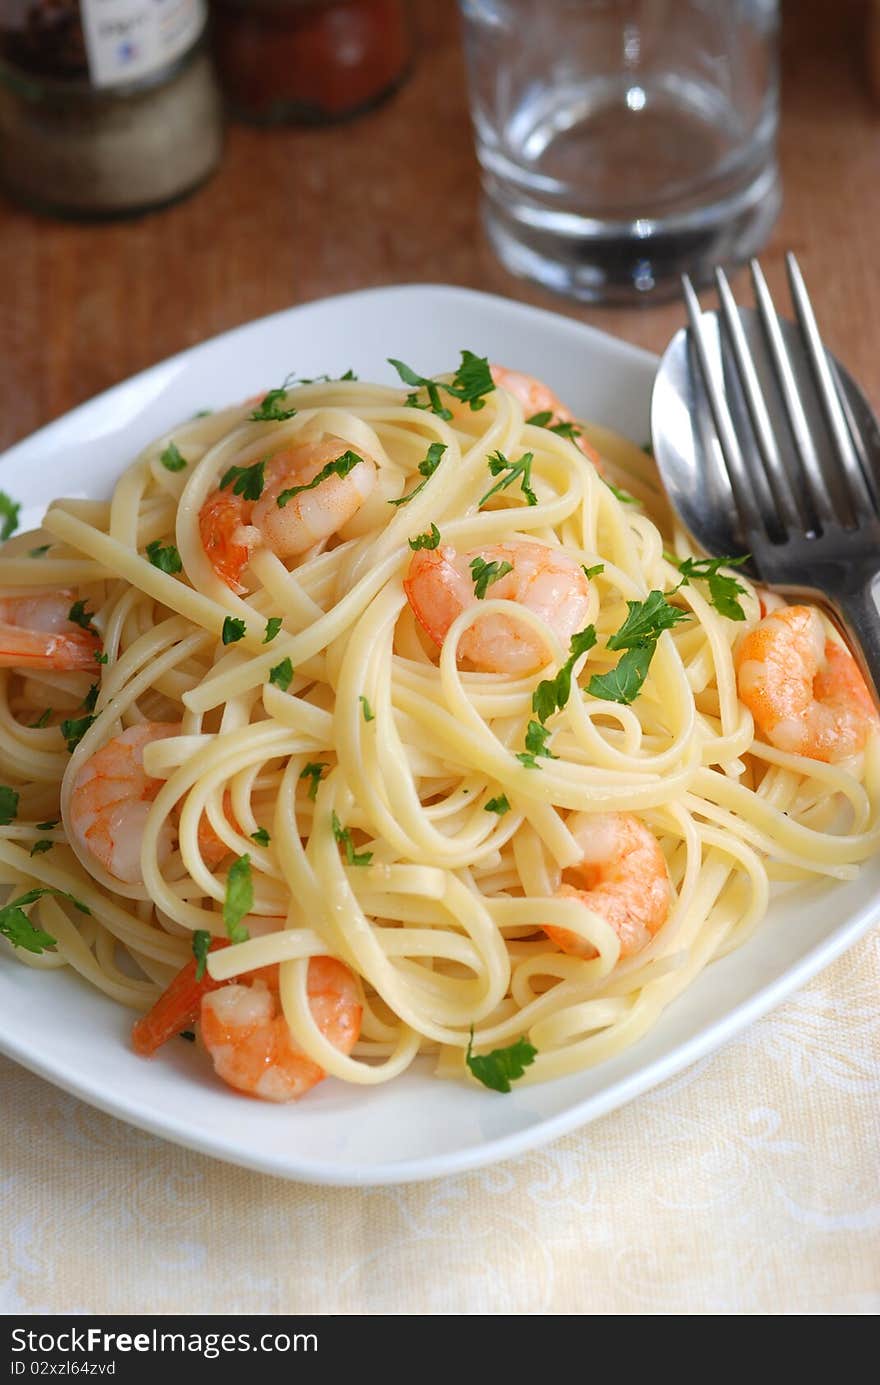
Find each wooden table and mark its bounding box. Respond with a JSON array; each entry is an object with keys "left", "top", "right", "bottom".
[{"left": 1, "top": 0, "right": 877, "bottom": 453}]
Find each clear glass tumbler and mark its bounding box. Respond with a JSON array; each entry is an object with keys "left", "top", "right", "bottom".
[{"left": 459, "top": 0, "right": 781, "bottom": 303}]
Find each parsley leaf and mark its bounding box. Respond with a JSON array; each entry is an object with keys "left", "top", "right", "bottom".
[
  {"left": 670, "top": 554, "right": 749, "bottom": 622},
  {"left": 250, "top": 828, "right": 271, "bottom": 847},
  {"left": 300, "top": 762, "right": 327, "bottom": 800},
  {"left": 145, "top": 540, "right": 182, "bottom": 574},
  {"left": 606, "top": 591, "right": 690, "bottom": 650},
  {"left": 587, "top": 645, "right": 655, "bottom": 705},
  {"left": 582, "top": 563, "right": 604, "bottom": 579},
  {"left": 0, "top": 893, "right": 56, "bottom": 953},
  {"left": 525, "top": 410, "right": 553, "bottom": 427},
  {"left": 531, "top": 625, "right": 597, "bottom": 723},
  {"left": 60, "top": 714, "right": 96, "bottom": 753},
  {"left": 359, "top": 695, "right": 375, "bottom": 722},
  {"left": 479, "top": 449, "right": 538, "bottom": 508},
  {"left": 30, "top": 709, "right": 52, "bottom": 728},
  {"left": 95, "top": 652, "right": 108, "bottom": 665},
  {"left": 28, "top": 544, "right": 51, "bottom": 558},
  {"left": 159, "top": 442, "right": 187, "bottom": 472},
  {"left": 82, "top": 684, "right": 99, "bottom": 714},
  {"left": 36, "top": 820, "right": 59, "bottom": 830},
  {"left": 276, "top": 451, "right": 363, "bottom": 508},
  {"left": 523, "top": 719, "right": 557, "bottom": 760},
  {"left": 221, "top": 616, "right": 247, "bottom": 645},
  {"left": 465, "top": 1030, "right": 537, "bottom": 1093},
  {"left": 387, "top": 441, "right": 448, "bottom": 507},
  {"left": 67, "top": 600, "right": 97, "bottom": 633},
  {"left": 484, "top": 795, "right": 510, "bottom": 816},
  {"left": 526, "top": 411, "right": 581, "bottom": 443},
  {"left": 268, "top": 657, "right": 293, "bottom": 691},
  {"left": 223, "top": 855, "right": 252, "bottom": 943},
  {"left": 263, "top": 617, "right": 282, "bottom": 644},
  {"left": 219, "top": 458, "right": 265, "bottom": 500},
  {"left": 0, "top": 786, "right": 19, "bottom": 825},
  {"left": 604, "top": 480, "right": 638, "bottom": 505},
  {"left": 331, "top": 811, "right": 373, "bottom": 866},
  {"left": 389, "top": 351, "right": 495, "bottom": 418},
  {"left": 0, "top": 492, "right": 20, "bottom": 541},
  {"left": 192, "top": 929, "right": 211, "bottom": 982},
  {"left": 470, "top": 556, "right": 513, "bottom": 599},
  {"left": 29, "top": 840, "right": 53, "bottom": 856},
  {"left": 408, "top": 523, "right": 441, "bottom": 551},
  {"left": 248, "top": 385, "right": 297, "bottom": 422}
]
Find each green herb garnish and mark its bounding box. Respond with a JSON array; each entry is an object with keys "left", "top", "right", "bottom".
[
  {"left": 263, "top": 617, "right": 282, "bottom": 644},
  {"left": 300, "top": 762, "right": 327, "bottom": 800},
  {"left": 531, "top": 626, "right": 598, "bottom": 723},
  {"left": 160, "top": 442, "right": 187, "bottom": 472},
  {"left": 219, "top": 458, "right": 266, "bottom": 500},
  {"left": 60, "top": 714, "right": 96, "bottom": 753},
  {"left": 0, "top": 492, "right": 20, "bottom": 541},
  {"left": 389, "top": 351, "right": 495, "bottom": 419},
  {"left": 29, "top": 840, "right": 53, "bottom": 856},
  {"left": 250, "top": 828, "right": 271, "bottom": 847},
  {"left": 276, "top": 451, "right": 363, "bottom": 508},
  {"left": 465, "top": 1030, "right": 537, "bottom": 1093},
  {"left": 0, "top": 786, "right": 19, "bottom": 825},
  {"left": 145, "top": 541, "right": 183, "bottom": 574},
  {"left": 359, "top": 696, "right": 375, "bottom": 722},
  {"left": 484, "top": 795, "right": 510, "bottom": 816},
  {"left": 248, "top": 383, "right": 297, "bottom": 422},
  {"left": 221, "top": 616, "right": 247, "bottom": 645},
  {"left": 469, "top": 555, "right": 513, "bottom": 600},
  {"left": 667, "top": 553, "right": 749, "bottom": 622},
  {"left": 223, "top": 855, "right": 252, "bottom": 943},
  {"left": 582, "top": 563, "right": 604, "bottom": 580},
  {"left": 28, "top": 544, "right": 51, "bottom": 558},
  {"left": 408, "top": 523, "right": 441, "bottom": 551},
  {"left": 268, "top": 657, "right": 293, "bottom": 691},
  {"left": 67, "top": 600, "right": 97, "bottom": 633},
  {"left": 192, "top": 929, "right": 211, "bottom": 982},
  {"left": 479, "top": 450, "right": 538, "bottom": 508},
  {"left": 331, "top": 811, "right": 373, "bottom": 867},
  {"left": 387, "top": 442, "right": 447, "bottom": 508}
]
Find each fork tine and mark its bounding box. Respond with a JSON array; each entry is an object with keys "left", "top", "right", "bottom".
[
  {"left": 681, "top": 274, "right": 765, "bottom": 544},
  {"left": 712, "top": 266, "right": 805, "bottom": 534},
  {"left": 749, "top": 258, "right": 835, "bottom": 526},
  {"left": 784, "top": 251, "right": 876, "bottom": 517}
]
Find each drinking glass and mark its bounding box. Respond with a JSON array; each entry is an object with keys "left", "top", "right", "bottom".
[{"left": 459, "top": 0, "right": 781, "bottom": 303}]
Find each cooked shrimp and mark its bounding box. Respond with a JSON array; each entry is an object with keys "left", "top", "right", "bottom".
[
  {"left": 199, "top": 435, "right": 377, "bottom": 592},
  {"left": 132, "top": 938, "right": 230, "bottom": 1056},
  {"left": 200, "top": 956, "right": 362, "bottom": 1103},
  {"left": 0, "top": 590, "right": 100, "bottom": 671},
  {"left": 735, "top": 604, "right": 878, "bottom": 763},
  {"left": 404, "top": 541, "right": 593, "bottom": 674},
  {"left": 546, "top": 812, "right": 670, "bottom": 959},
  {"left": 491, "top": 365, "right": 602, "bottom": 466},
  {"left": 68, "top": 722, "right": 180, "bottom": 884}
]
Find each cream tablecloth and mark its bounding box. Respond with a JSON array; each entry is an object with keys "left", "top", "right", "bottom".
[{"left": 1, "top": 930, "right": 877, "bottom": 1316}]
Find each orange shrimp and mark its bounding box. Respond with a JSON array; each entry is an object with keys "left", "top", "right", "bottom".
[
  {"left": 199, "top": 435, "right": 377, "bottom": 592},
  {"left": 68, "top": 723, "right": 243, "bottom": 885},
  {"left": 735, "top": 605, "right": 878, "bottom": 763},
  {"left": 546, "top": 812, "right": 671, "bottom": 959},
  {"left": 132, "top": 938, "right": 231, "bottom": 1056},
  {"left": 200, "top": 957, "right": 362, "bottom": 1103},
  {"left": 491, "top": 365, "right": 602, "bottom": 467},
  {"left": 404, "top": 540, "right": 593, "bottom": 674},
  {"left": 0, "top": 591, "right": 100, "bottom": 671}
]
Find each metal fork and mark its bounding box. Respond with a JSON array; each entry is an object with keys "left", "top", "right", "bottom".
[{"left": 650, "top": 252, "right": 880, "bottom": 697}]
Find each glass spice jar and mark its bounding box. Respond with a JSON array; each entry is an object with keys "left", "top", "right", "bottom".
[
  {"left": 0, "top": 1, "right": 224, "bottom": 219},
  {"left": 209, "top": 0, "right": 412, "bottom": 125}
]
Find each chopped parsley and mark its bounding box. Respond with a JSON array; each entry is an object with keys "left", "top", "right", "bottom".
[
  {"left": 95, "top": 652, "right": 108, "bottom": 665},
  {"left": 28, "top": 544, "right": 51, "bottom": 558},
  {"left": 387, "top": 442, "right": 447, "bottom": 508},
  {"left": 67, "top": 600, "right": 97, "bottom": 633},
  {"left": 408, "top": 523, "right": 441, "bottom": 551},
  {"left": 582, "top": 563, "right": 604, "bottom": 579},
  {"left": 465, "top": 1030, "right": 537, "bottom": 1093},
  {"left": 667, "top": 553, "right": 749, "bottom": 622},
  {"left": 263, "top": 617, "right": 282, "bottom": 644},
  {"left": 0, "top": 786, "right": 19, "bottom": 825},
  {"left": 268, "top": 657, "right": 293, "bottom": 691},
  {"left": 300, "top": 762, "right": 327, "bottom": 800},
  {"left": 192, "top": 929, "right": 212, "bottom": 982},
  {"left": 389, "top": 351, "right": 495, "bottom": 419},
  {"left": 29, "top": 839, "right": 53, "bottom": 856},
  {"left": 60, "top": 714, "right": 96, "bottom": 753},
  {"left": 331, "top": 811, "right": 373, "bottom": 866},
  {"left": 604, "top": 480, "right": 638, "bottom": 505},
  {"left": 0, "top": 887, "right": 89, "bottom": 954},
  {"left": 159, "top": 441, "right": 187, "bottom": 472},
  {"left": 221, "top": 616, "right": 247, "bottom": 645},
  {"left": 276, "top": 451, "right": 363, "bottom": 508},
  {"left": 586, "top": 591, "right": 689, "bottom": 706},
  {"left": 30, "top": 709, "right": 52, "bottom": 728},
  {"left": 470, "top": 555, "right": 513, "bottom": 599},
  {"left": 250, "top": 828, "right": 271, "bottom": 847},
  {"left": 532, "top": 626, "right": 598, "bottom": 723},
  {"left": 523, "top": 719, "right": 557, "bottom": 760},
  {"left": 526, "top": 410, "right": 582, "bottom": 443},
  {"left": 82, "top": 684, "right": 99, "bottom": 714},
  {"left": 484, "top": 795, "right": 510, "bottom": 816},
  {"left": 223, "top": 855, "right": 252, "bottom": 943},
  {"left": 0, "top": 492, "right": 20, "bottom": 541},
  {"left": 219, "top": 458, "right": 265, "bottom": 500},
  {"left": 479, "top": 450, "right": 538, "bottom": 508},
  {"left": 359, "top": 695, "right": 375, "bottom": 722},
  {"left": 36, "top": 819, "right": 59, "bottom": 831},
  {"left": 145, "top": 540, "right": 183, "bottom": 574},
  {"left": 248, "top": 383, "right": 297, "bottom": 422}
]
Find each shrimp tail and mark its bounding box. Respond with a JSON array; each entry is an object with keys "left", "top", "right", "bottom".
[{"left": 132, "top": 939, "right": 230, "bottom": 1056}]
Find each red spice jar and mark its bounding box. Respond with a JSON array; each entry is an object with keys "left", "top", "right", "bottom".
[{"left": 209, "top": 0, "right": 412, "bottom": 124}]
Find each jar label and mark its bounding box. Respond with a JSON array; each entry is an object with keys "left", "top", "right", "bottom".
[{"left": 79, "top": 0, "right": 206, "bottom": 88}]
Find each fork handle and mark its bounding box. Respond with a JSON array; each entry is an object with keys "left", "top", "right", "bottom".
[{"left": 828, "top": 574, "right": 880, "bottom": 705}]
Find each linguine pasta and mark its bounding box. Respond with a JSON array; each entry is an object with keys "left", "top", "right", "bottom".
[{"left": 1, "top": 366, "right": 878, "bottom": 1095}]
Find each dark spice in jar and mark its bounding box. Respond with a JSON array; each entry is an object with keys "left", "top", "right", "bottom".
[{"left": 210, "top": 0, "right": 412, "bottom": 125}]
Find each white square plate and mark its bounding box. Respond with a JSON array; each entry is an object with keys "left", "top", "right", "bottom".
[{"left": 1, "top": 285, "right": 877, "bottom": 1185}]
